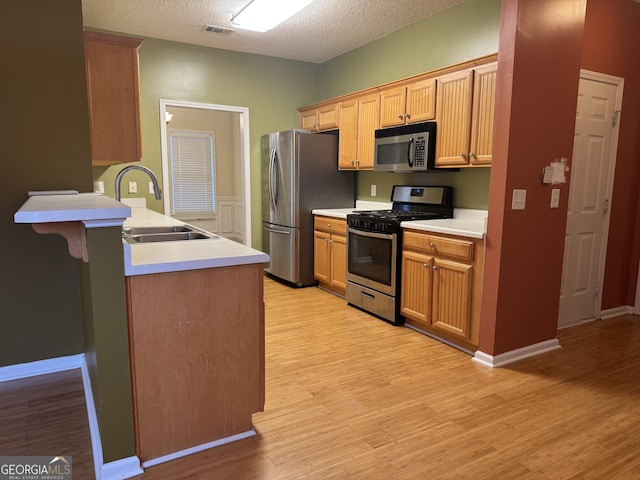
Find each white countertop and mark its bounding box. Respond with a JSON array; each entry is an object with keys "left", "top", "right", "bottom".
[
  {"left": 123, "top": 208, "right": 269, "bottom": 276},
  {"left": 402, "top": 209, "right": 487, "bottom": 238},
  {"left": 14, "top": 192, "right": 131, "bottom": 226}
]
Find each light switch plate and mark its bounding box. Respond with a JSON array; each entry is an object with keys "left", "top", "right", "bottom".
[
  {"left": 371, "top": 184, "right": 377, "bottom": 196},
  {"left": 551, "top": 188, "right": 560, "bottom": 208},
  {"left": 512, "top": 189, "right": 526, "bottom": 210},
  {"left": 128, "top": 181, "right": 137, "bottom": 194}
]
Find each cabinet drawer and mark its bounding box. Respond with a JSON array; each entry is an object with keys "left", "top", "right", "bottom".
[
  {"left": 403, "top": 230, "right": 474, "bottom": 261},
  {"left": 314, "top": 216, "right": 347, "bottom": 234}
]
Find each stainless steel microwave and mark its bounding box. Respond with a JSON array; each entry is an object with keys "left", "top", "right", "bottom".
[{"left": 373, "top": 122, "right": 437, "bottom": 173}]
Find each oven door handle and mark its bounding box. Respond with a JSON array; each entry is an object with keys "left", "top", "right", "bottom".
[{"left": 348, "top": 227, "right": 395, "bottom": 240}]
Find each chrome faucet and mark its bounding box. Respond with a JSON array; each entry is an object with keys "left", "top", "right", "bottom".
[{"left": 114, "top": 165, "right": 162, "bottom": 201}]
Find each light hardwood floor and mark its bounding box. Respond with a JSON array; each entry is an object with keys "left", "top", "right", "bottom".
[{"left": 2, "top": 277, "right": 640, "bottom": 479}]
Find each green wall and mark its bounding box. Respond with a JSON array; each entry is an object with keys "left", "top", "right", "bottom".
[
  {"left": 0, "top": 0, "right": 92, "bottom": 367},
  {"left": 94, "top": 38, "right": 322, "bottom": 249},
  {"left": 319, "top": 0, "right": 502, "bottom": 98}
]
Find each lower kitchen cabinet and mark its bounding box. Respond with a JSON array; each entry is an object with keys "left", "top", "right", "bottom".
[
  {"left": 314, "top": 216, "right": 347, "bottom": 296},
  {"left": 125, "top": 263, "right": 265, "bottom": 463},
  {"left": 401, "top": 229, "right": 484, "bottom": 350}
]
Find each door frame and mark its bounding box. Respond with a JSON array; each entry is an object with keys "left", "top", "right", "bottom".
[
  {"left": 159, "top": 99, "right": 252, "bottom": 246},
  {"left": 571, "top": 69, "right": 624, "bottom": 322}
]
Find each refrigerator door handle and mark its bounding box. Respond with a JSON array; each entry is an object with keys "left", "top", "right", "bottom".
[
  {"left": 264, "top": 226, "right": 291, "bottom": 234},
  {"left": 269, "top": 147, "right": 278, "bottom": 211}
]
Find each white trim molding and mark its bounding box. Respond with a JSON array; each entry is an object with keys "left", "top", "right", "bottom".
[
  {"left": 601, "top": 305, "right": 634, "bottom": 319},
  {"left": 142, "top": 430, "right": 256, "bottom": 469},
  {"left": 0, "top": 355, "right": 142, "bottom": 480},
  {"left": 101, "top": 457, "right": 143, "bottom": 480},
  {"left": 473, "top": 339, "right": 561, "bottom": 368},
  {"left": 0, "top": 354, "right": 84, "bottom": 382}
]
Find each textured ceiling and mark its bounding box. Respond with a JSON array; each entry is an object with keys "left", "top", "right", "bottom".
[{"left": 81, "top": 0, "right": 465, "bottom": 63}]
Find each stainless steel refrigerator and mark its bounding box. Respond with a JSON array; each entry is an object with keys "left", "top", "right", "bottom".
[{"left": 262, "top": 130, "right": 355, "bottom": 286}]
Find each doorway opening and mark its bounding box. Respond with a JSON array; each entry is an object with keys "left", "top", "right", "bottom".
[{"left": 159, "top": 99, "right": 251, "bottom": 246}]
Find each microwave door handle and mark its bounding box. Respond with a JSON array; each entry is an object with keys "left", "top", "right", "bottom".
[{"left": 407, "top": 137, "right": 414, "bottom": 168}]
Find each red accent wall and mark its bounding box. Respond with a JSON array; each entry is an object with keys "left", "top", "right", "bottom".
[
  {"left": 479, "top": 0, "right": 587, "bottom": 355},
  {"left": 581, "top": 0, "right": 640, "bottom": 309}
]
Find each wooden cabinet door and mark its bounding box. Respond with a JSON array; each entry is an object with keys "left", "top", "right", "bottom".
[
  {"left": 338, "top": 99, "right": 358, "bottom": 170},
  {"left": 400, "top": 250, "right": 432, "bottom": 328},
  {"left": 330, "top": 233, "right": 347, "bottom": 291},
  {"left": 435, "top": 68, "right": 473, "bottom": 167},
  {"left": 301, "top": 109, "right": 318, "bottom": 130},
  {"left": 469, "top": 62, "right": 497, "bottom": 166},
  {"left": 314, "top": 230, "right": 331, "bottom": 283},
  {"left": 431, "top": 258, "right": 472, "bottom": 340},
  {"left": 317, "top": 103, "right": 339, "bottom": 131},
  {"left": 84, "top": 32, "right": 143, "bottom": 166},
  {"left": 356, "top": 93, "right": 380, "bottom": 170},
  {"left": 379, "top": 86, "right": 407, "bottom": 128},
  {"left": 406, "top": 78, "right": 436, "bottom": 124}
]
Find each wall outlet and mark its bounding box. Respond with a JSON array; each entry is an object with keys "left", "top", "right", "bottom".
[
  {"left": 511, "top": 189, "right": 526, "bottom": 210},
  {"left": 93, "top": 181, "right": 104, "bottom": 194},
  {"left": 128, "top": 181, "right": 137, "bottom": 194},
  {"left": 149, "top": 181, "right": 155, "bottom": 194},
  {"left": 551, "top": 188, "right": 560, "bottom": 208},
  {"left": 371, "top": 184, "right": 377, "bottom": 196}
]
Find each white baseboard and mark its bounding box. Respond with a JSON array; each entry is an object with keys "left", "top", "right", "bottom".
[
  {"left": 0, "top": 355, "right": 141, "bottom": 480},
  {"left": 600, "top": 305, "right": 634, "bottom": 319},
  {"left": 0, "top": 354, "right": 84, "bottom": 382},
  {"left": 473, "top": 338, "right": 561, "bottom": 368},
  {"left": 101, "top": 457, "right": 143, "bottom": 480},
  {"left": 142, "top": 430, "right": 256, "bottom": 469},
  {"left": 80, "top": 355, "right": 143, "bottom": 480}
]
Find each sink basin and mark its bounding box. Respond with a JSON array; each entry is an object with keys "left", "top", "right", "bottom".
[
  {"left": 122, "top": 224, "right": 219, "bottom": 243},
  {"left": 126, "top": 232, "right": 214, "bottom": 243},
  {"left": 123, "top": 226, "right": 193, "bottom": 235}
]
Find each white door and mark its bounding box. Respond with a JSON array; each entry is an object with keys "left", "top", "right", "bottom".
[{"left": 558, "top": 73, "right": 622, "bottom": 328}]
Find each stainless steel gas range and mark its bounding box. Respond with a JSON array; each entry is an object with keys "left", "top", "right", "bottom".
[{"left": 346, "top": 185, "right": 453, "bottom": 325}]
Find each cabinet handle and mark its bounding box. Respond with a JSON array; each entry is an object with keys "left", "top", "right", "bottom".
[
  {"left": 429, "top": 242, "right": 436, "bottom": 249},
  {"left": 469, "top": 152, "right": 476, "bottom": 158},
  {"left": 398, "top": 115, "right": 404, "bottom": 120},
  {"left": 329, "top": 240, "right": 334, "bottom": 243},
  {"left": 432, "top": 265, "right": 439, "bottom": 271},
  {"left": 423, "top": 263, "right": 428, "bottom": 268},
  {"left": 350, "top": 159, "right": 355, "bottom": 165},
  {"left": 459, "top": 153, "right": 466, "bottom": 158},
  {"left": 405, "top": 114, "right": 411, "bottom": 119}
]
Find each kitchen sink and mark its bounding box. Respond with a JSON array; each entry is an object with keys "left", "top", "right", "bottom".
[
  {"left": 122, "top": 225, "right": 219, "bottom": 243},
  {"left": 123, "top": 226, "right": 194, "bottom": 235}
]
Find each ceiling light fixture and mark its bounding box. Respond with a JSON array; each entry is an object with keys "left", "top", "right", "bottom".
[{"left": 231, "top": 0, "right": 315, "bottom": 32}]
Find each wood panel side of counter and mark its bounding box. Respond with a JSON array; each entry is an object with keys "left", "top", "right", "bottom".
[{"left": 126, "top": 263, "right": 265, "bottom": 462}]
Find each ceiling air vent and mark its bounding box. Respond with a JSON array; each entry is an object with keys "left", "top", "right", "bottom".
[{"left": 204, "top": 25, "right": 235, "bottom": 35}]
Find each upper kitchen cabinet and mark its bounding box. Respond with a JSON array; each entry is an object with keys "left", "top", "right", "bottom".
[
  {"left": 299, "top": 103, "right": 339, "bottom": 132},
  {"left": 435, "top": 61, "right": 497, "bottom": 167},
  {"left": 379, "top": 78, "right": 436, "bottom": 128},
  {"left": 338, "top": 93, "right": 379, "bottom": 170},
  {"left": 84, "top": 31, "right": 143, "bottom": 166}
]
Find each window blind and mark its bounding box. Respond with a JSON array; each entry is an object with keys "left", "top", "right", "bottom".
[{"left": 169, "top": 131, "right": 215, "bottom": 218}]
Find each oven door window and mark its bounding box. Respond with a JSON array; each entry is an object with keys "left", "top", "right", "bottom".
[{"left": 348, "top": 230, "right": 394, "bottom": 287}]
